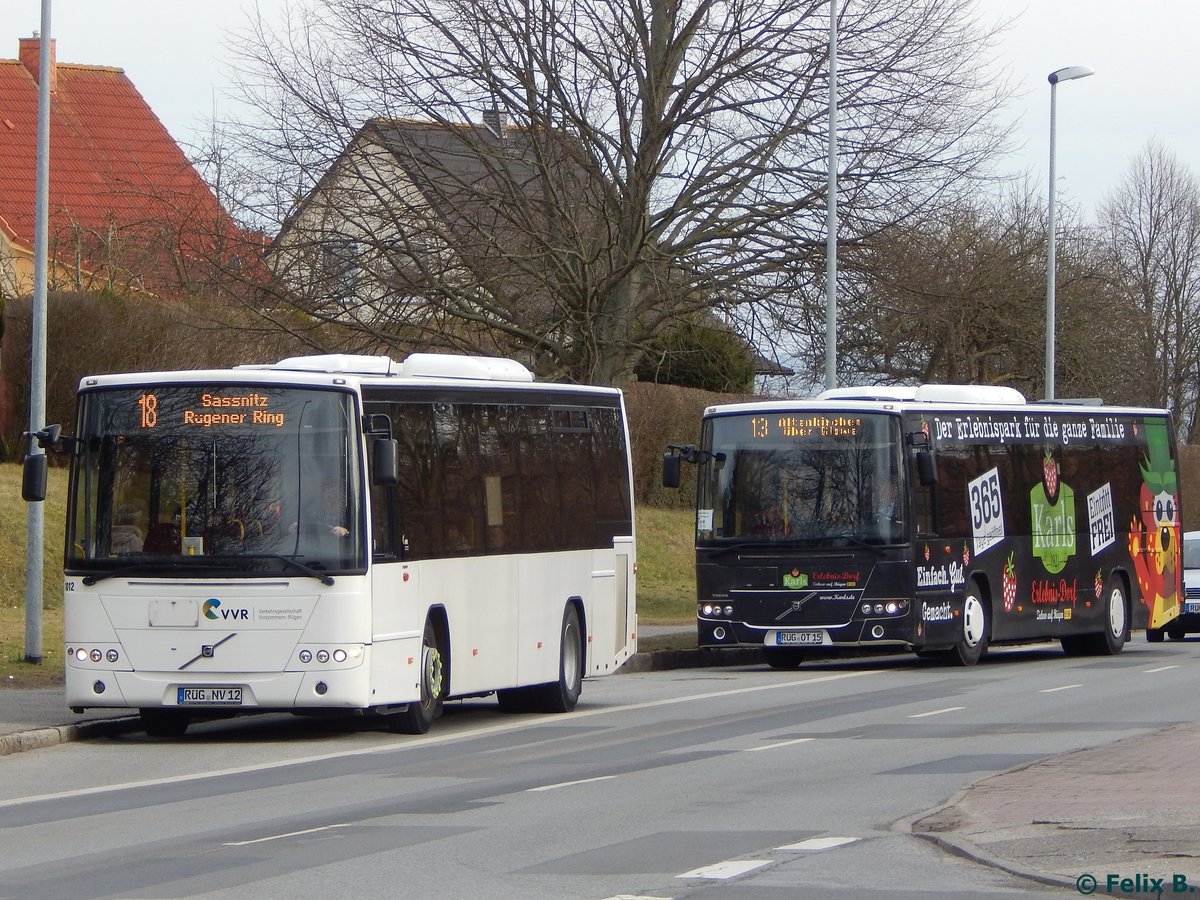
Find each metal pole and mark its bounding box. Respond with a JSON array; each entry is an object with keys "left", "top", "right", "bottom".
[
  {"left": 1044, "top": 80, "right": 1057, "bottom": 401},
  {"left": 1043, "top": 66, "right": 1092, "bottom": 401},
  {"left": 24, "top": 2, "right": 52, "bottom": 664},
  {"left": 823, "top": 0, "right": 838, "bottom": 391}
]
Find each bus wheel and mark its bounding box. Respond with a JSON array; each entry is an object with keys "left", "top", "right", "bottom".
[
  {"left": 763, "top": 648, "right": 805, "bottom": 669},
  {"left": 949, "top": 584, "right": 989, "bottom": 666},
  {"left": 1094, "top": 578, "right": 1129, "bottom": 655},
  {"left": 496, "top": 687, "right": 536, "bottom": 713},
  {"left": 391, "top": 618, "right": 446, "bottom": 734},
  {"left": 1167, "top": 627, "right": 1187, "bottom": 641},
  {"left": 534, "top": 605, "right": 584, "bottom": 713},
  {"left": 140, "top": 708, "right": 190, "bottom": 738}
]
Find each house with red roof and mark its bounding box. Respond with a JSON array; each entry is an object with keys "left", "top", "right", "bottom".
[{"left": 0, "top": 36, "right": 243, "bottom": 301}]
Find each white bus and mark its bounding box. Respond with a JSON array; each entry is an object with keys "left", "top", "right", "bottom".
[{"left": 28, "top": 353, "right": 637, "bottom": 736}]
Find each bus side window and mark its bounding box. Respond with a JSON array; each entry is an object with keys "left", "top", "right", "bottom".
[
  {"left": 912, "top": 456, "right": 936, "bottom": 536},
  {"left": 369, "top": 480, "right": 397, "bottom": 559}
]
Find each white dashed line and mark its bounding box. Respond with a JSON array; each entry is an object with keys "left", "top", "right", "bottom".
[
  {"left": 907, "top": 706, "right": 965, "bottom": 718},
  {"left": 1144, "top": 665, "right": 1179, "bottom": 674},
  {"left": 678, "top": 860, "right": 771, "bottom": 879},
  {"left": 527, "top": 775, "right": 617, "bottom": 792},
  {"left": 225, "top": 823, "right": 352, "bottom": 846},
  {"left": 1040, "top": 684, "right": 1082, "bottom": 693},
  {"left": 777, "top": 836, "right": 858, "bottom": 851},
  {"left": 745, "top": 737, "right": 814, "bottom": 752}
]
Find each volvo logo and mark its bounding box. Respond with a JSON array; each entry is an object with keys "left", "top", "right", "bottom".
[{"left": 775, "top": 595, "right": 812, "bottom": 621}]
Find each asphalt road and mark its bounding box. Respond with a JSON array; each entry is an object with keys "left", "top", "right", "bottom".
[{"left": 1, "top": 639, "right": 1197, "bottom": 898}]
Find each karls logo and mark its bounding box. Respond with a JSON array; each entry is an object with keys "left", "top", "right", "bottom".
[
  {"left": 202, "top": 598, "right": 250, "bottom": 621},
  {"left": 1030, "top": 451, "right": 1076, "bottom": 574},
  {"left": 782, "top": 570, "right": 809, "bottom": 590}
]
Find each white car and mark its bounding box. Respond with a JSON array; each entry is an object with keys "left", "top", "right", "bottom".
[{"left": 1174, "top": 530, "right": 1200, "bottom": 640}]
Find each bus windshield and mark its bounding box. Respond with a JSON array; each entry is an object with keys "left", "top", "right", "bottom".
[
  {"left": 696, "top": 412, "right": 904, "bottom": 546},
  {"left": 66, "top": 385, "right": 364, "bottom": 577}
]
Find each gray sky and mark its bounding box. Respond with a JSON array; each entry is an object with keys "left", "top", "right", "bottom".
[{"left": 4, "top": 0, "right": 1198, "bottom": 219}]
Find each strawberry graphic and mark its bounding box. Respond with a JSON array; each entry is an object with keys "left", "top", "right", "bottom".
[
  {"left": 1002, "top": 552, "right": 1017, "bottom": 612},
  {"left": 924, "top": 543, "right": 931, "bottom": 563},
  {"left": 1094, "top": 569, "right": 1103, "bottom": 600},
  {"left": 1043, "top": 451, "right": 1059, "bottom": 501},
  {"left": 962, "top": 543, "right": 970, "bottom": 568}
]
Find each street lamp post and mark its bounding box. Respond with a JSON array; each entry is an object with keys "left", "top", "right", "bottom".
[{"left": 1044, "top": 65, "right": 1093, "bottom": 401}]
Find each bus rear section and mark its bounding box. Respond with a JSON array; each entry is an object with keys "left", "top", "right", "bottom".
[{"left": 667, "top": 385, "right": 1182, "bottom": 667}]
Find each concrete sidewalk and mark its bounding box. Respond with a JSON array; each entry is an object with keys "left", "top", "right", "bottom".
[
  {"left": 3, "top": 645, "right": 1199, "bottom": 896},
  {"left": 910, "top": 721, "right": 1200, "bottom": 895}
]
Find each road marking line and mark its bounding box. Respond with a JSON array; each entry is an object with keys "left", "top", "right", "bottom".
[
  {"left": 1040, "top": 684, "right": 1082, "bottom": 693},
  {"left": 777, "top": 836, "right": 857, "bottom": 851},
  {"left": 527, "top": 775, "right": 617, "bottom": 792},
  {"left": 224, "top": 823, "right": 352, "bottom": 846},
  {"left": 746, "top": 737, "right": 814, "bottom": 752},
  {"left": 1144, "top": 665, "right": 1179, "bottom": 673},
  {"left": 678, "top": 860, "right": 771, "bottom": 879},
  {"left": 0, "top": 669, "right": 886, "bottom": 810},
  {"left": 907, "top": 706, "right": 964, "bottom": 718}
]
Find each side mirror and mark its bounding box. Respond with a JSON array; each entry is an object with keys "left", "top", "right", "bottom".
[
  {"left": 662, "top": 453, "right": 681, "bottom": 488},
  {"left": 916, "top": 450, "right": 937, "bottom": 486},
  {"left": 22, "top": 454, "right": 48, "bottom": 502},
  {"left": 372, "top": 437, "right": 399, "bottom": 485}
]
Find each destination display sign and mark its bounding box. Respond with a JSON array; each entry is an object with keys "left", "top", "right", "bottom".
[{"left": 137, "top": 391, "right": 286, "bottom": 429}]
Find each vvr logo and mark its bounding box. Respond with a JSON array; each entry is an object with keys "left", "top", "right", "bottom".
[{"left": 202, "top": 598, "right": 249, "bottom": 621}]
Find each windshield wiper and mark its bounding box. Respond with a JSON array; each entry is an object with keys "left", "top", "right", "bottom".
[
  {"left": 240, "top": 554, "right": 336, "bottom": 586},
  {"left": 80, "top": 560, "right": 238, "bottom": 585},
  {"left": 80, "top": 554, "right": 335, "bottom": 586},
  {"left": 824, "top": 533, "right": 886, "bottom": 556}
]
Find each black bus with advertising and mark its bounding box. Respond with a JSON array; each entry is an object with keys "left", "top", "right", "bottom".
[{"left": 663, "top": 384, "right": 1182, "bottom": 667}]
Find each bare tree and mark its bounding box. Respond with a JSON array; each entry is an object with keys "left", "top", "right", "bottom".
[
  {"left": 219, "top": 0, "right": 1011, "bottom": 384},
  {"left": 1099, "top": 140, "right": 1200, "bottom": 437},
  {"left": 809, "top": 182, "right": 1142, "bottom": 401}
]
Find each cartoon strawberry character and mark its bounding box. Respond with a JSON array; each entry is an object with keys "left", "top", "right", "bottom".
[
  {"left": 1042, "top": 451, "right": 1059, "bottom": 502},
  {"left": 1128, "top": 418, "right": 1181, "bottom": 629},
  {"left": 1002, "top": 552, "right": 1017, "bottom": 612}
]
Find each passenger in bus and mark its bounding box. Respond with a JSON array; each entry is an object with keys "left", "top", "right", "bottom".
[
  {"left": 875, "top": 480, "right": 902, "bottom": 526},
  {"left": 753, "top": 504, "right": 788, "bottom": 536},
  {"left": 110, "top": 504, "right": 145, "bottom": 553},
  {"left": 289, "top": 485, "right": 349, "bottom": 538}
]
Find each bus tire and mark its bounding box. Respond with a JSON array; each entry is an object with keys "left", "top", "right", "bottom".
[
  {"left": 391, "top": 618, "right": 446, "bottom": 734},
  {"left": 763, "top": 648, "right": 806, "bottom": 669},
  {"left": 534, "top": 604, "right": 584, "bottom": 713},
  {"left": 949, "top": 583, "right": 989, "bottom": 666},
  {"left": 140, "top": 708, "right": 190, "bottom": 738},
  {"left": 1093, "top": 577, "right": 1129, "bottom": 655},
  {"left": 1167, "top": 627, "right": 1186, "bottom": 641},
  {"left": 496, "top": 687, "right": 536, "bottom": 713}
]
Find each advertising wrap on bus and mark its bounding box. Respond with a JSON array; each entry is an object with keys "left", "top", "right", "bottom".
[{"left": 665, "top": 384, "right": 1181, "bottom": 668}]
